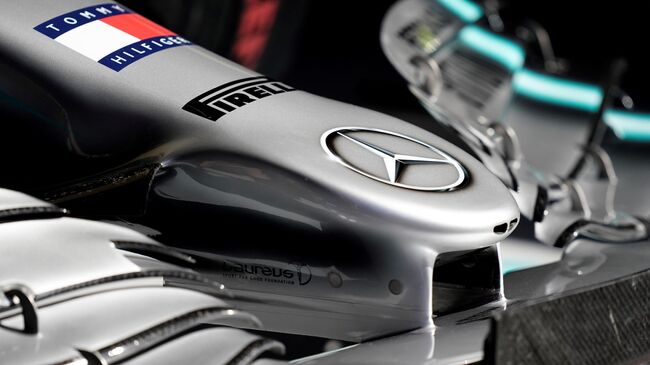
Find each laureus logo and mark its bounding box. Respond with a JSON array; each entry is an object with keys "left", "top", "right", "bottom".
[
  {"left": 293, "top": 263, "right": 312, "bottom": 286},
  {"left": 321, "top": 127, "right": 467, "bottom": 191},
  {"left": 222, "top": 260, "right": 312, "bottom": 286}
]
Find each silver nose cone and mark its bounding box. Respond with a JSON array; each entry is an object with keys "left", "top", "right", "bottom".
[{"left": 321, "top": 127, "right": 467, "bottom": 192}]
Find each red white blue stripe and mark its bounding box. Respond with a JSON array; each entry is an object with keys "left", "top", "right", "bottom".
[{"left": 34, "top": 3, "right": 191, "bottom": 71}]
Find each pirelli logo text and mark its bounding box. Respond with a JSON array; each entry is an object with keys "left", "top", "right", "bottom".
[{"left": 183, "top": 76, "right": 296, "bottom": 121}]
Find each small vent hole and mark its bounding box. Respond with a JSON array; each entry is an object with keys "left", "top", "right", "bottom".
[{"left": 493, "top": 223, "right": 508, "bottom": 234}]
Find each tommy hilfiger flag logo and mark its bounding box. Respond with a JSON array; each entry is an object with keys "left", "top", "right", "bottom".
[{"left": 34, "top": 3, "right": 191, "bottom": 71}]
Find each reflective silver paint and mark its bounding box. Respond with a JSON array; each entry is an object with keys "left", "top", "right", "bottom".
[
  {"left": 0, "top": 188, "right": 282, "bottom": 365},
  {"left": 0, "top": 0, "right": 520, "bottom": 341},
  {"left": 0, "top": 188, "right": 56, "bottom": 212},
  {"left": 321, "top": 127, "right": 466, "bottom": 191}
]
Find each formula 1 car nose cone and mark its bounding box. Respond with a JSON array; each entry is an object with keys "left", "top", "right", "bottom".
[
  {"left": 0, "top": 0, "right": 520, "bottom": 344},
  {"left": 321, "top": 127, "right": 467, "bottom": 191}
]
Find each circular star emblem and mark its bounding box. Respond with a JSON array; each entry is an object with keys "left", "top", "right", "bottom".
[{"left": 321, "top": 127, "right": 467, "bottom": 191}]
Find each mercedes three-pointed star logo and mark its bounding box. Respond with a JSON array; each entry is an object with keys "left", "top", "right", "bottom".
[{"left": 321, "top": 127, "right": 467, "bottom": 191}]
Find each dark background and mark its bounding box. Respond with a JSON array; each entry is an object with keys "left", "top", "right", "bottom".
[{"left": 121, "top": 0, "right": 650, "bottom": 114}]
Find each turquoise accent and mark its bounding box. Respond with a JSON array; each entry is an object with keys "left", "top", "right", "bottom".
[
  {"left": 502, "top": 260, "right": 536, "bottom": 275},
  {"left": 604, "top": 109, "right": 650, "bottom": 142},
  {"left": 437, "top": 0, "right": 483, "bottom": 23},
  {"left": 512, "top": 69, "right": 604, "bottom": 112},
  {"left": 457, "top": 25, "right": 526, "bottom": 70}
]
